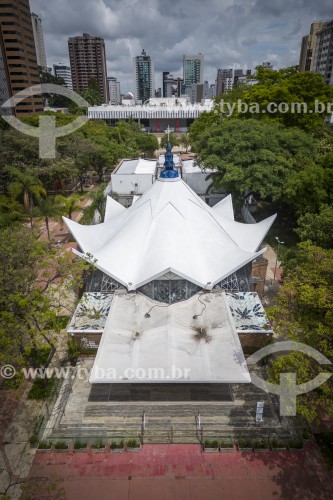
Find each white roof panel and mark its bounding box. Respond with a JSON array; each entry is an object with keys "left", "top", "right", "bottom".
[
  {"left": 64, "top": 177, "right": 275, "bottom": 290},
  {"left": 182, "top": 159, "right": 213, "bottom": 174},
  {"left": 89, "top": 292, "right": 251, "bottom": 384},
  {"left": 115, "top": 158, "right": 156, "bottom": 175}
]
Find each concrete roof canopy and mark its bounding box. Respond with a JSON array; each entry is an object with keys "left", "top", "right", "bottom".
[{"left": 64, "top": 176, "right": 276, "bottom": 290}]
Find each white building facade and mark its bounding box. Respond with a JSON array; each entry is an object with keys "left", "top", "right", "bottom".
[
  {"left": 108, "top": 76, "right": 121, "bottom": 104},
  {"left": 53, "top": 63, "right": 73, "bottom": 90}
]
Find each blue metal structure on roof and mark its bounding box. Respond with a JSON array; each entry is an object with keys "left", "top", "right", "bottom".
[{"left": 160, "top": 141, "right": 179, "bottom": 179}]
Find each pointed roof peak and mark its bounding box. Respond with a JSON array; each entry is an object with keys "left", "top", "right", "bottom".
[{"left": 160, "top": 135, "right": 179, "bottom": 179}]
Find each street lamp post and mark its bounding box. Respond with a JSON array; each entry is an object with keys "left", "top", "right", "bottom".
[{"left": 274, "top": 236, "right": 284, "bottom": 281}]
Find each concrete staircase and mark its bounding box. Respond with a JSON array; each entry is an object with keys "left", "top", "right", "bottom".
[{"left": 42, "top": 361, "right": 294, "bottom": 445}]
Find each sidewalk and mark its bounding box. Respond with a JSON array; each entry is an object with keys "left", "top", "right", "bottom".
[{"left": 263, "top": 242, "right": 283, "bottom": 281}]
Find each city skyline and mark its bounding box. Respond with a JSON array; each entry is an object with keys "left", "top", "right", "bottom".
[{"left": 30, "top": 0, "right": 333, "bottom": 93}]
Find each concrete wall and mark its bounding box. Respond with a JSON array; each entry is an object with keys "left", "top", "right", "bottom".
[{"left": 110, "top": 173, "right": 156, "bottom": 195}]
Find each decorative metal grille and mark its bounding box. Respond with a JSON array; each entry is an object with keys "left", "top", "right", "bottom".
[
  {"left": 87, "top": 269, "right": 124, "bottom": 294},
  {"left": 139, "top": 276, "right": 200, "bottom": 304},
  {"left": 214, "top": 264, "right": 251, "bottom": 293},
  {"left": 101, "top": 274, "right": 123, "bottom": 293}
]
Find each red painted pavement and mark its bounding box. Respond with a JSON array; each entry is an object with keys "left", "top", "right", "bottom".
[{"left": 28, "top": 442, "right": 333, "bottom": 499}]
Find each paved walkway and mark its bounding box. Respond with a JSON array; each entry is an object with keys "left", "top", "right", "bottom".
[{"left": 29, "top": 442, "right": 333, "bottom": 500}]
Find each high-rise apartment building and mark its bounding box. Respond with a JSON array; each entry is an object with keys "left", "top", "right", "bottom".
[
  {"left": 216, "top": 68, "right": 233, "bottom": 96},
  {"left": 108, "top": 76, "right": 120, "bottom": 104},
  {"left": 0, "top": 0, "right": 43, "bottom": 116},
  {"left": 299, "top": 22, "right": 325, "bottom": 72},
  {"left": 31, "top": 12, "right": 47, "bottom": 71},
  {"left": 162, "top": 72, "right": 183, "bottom": 98},
  {"left": 53, "top": 63, "right": 73, "bottom": 90},
  {"left": 133, "top": 49, "right": 154, "bottom": 102},
  {"left": 183, "top": 54, "right": 204, "bottom": 86},
  {"left": 68, "top": 33, "right": 109, "bottom": 103},
  {"left": 0, "top": 32, "right": 10, "bottom": 114},
  {"left": 314, "top": 20, "right": 333, "bottom": 85}
]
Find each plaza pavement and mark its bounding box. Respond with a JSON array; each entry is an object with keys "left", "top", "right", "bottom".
[{"left": 28, "top": 442, "right": 333, "bottom": 500}]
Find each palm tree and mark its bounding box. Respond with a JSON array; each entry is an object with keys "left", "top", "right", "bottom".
[
  {"left": 81, "top": 184, "right": 107, "bottom": 224},
  {"left": 8, "top": 169, "right": 46, "bottom": 228},
  {"left": 34, "top": 196, "right": 62, "bottom": 241},
  {"left": 55, "top": 194, "right": 81, "bottom": 220}
]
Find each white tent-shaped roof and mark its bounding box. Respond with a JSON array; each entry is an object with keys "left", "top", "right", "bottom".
[{"left": 64, "top": 177, "right": 276, "bottom": 291}]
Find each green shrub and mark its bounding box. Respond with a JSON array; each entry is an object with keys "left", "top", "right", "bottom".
[
  {"left": 271, "top": 439, "right": 287, "bottom": 449},
  {"left": 253, "top": 439, "right": 268, "bottom": 449},
  {"left": 54, "top": 441, "right": 67, "bottom": 450},
  {"left": 220, "top": 439, "right": 234, "bottom": 448},
  {"left": 127, "top": 439, "right": 139, "bottom": 448},
  {"left": 38, "top": 441, "right": 52, "bottom": 450},
  {"left": 25, "top": 345, "right": 51, "bottom": 366},
  {"left": 74, "top": 439, "right": 87, "bottom": 450},
  {"left": 91, "top": 440, "right": 105, "bottom": 449},
  {"left": 29, "top": 434, "right": 38, "bottom": 446},
  {"left": 27, "top": 377, "right": 55, "bottom": 400},
  {"left": 67, "top": 339, "right": 80, "bottom": 362},
  {"left": 204, "top": 439, "right": 219, "bottom": 448},
  {"left": 110, "top": 440, "right": 124, "bottom": 449},
  {"left": 237, "top": 438, "right": 253, "bottom": 449},
  {"left": 2, "top": 371, "right": 24, "bottom": 389},
  {"left": 289, "top": 439, "right": 303, "bottom": 449}
]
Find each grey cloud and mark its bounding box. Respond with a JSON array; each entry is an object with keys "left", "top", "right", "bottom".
[{"left": 30, "top": 0, "right": 333, "bottom": 93}]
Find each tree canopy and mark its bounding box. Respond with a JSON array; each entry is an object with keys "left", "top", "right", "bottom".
[
  {"left": 216, "top": 66, "right": 333, "bottom": 131},
  {"left": 190, "top": 118, "right": 317, "bottom": 204},
  {"left": 0, "top": 226, "right": 88, "bottom": 376},
  {"left": 268, "top": 242, "right": 333, "bottom": 422}
]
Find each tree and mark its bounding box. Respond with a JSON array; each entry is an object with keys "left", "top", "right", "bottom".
[
  {"left": 33, "top": 196, "right": 62, "bottom": 241},
  {"left": 40, "top": 70, "right": 71, "bottom": 108},
  {"left": 189, "top": 118, "right": 316, "bottom": 204},
  {"left": 81, "top": 184, "right": 107, "bottom": 223},
  {"left": 0, "top": 226, "right": 88, "bottom": 376},
  {"left": 284, "top": 161, "right": 330, "bottom": 215},
  {"left": 160, "top": 132, "right": 180, "bottom": 149},
  {"left": 179, "top": 133, "right": 190, "bottom": 153},
  {"left": 136, "top": 134, "right": 159, "bottom": 158},
  {"left": 7, "top": 169, "right": 46, "bottom": 228},
  {"left": 55, "top": 194, "right": 81, "bottom": 220},
  {"left": 218, "top": 66, "right": 333, "bottom": 131},
  {"left": 81, "top": 78, "right": 102, "bottom": 106},
  {"left": 268, "top": 242, "right": 333, "bottom": 422},
  {"left": 0, "top": 195, "right": 26, "bottom": 227},
  {"left": 295, "top": 205, "right": 333, "bottom": 248}
]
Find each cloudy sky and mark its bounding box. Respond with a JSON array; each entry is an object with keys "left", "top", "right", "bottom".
[{"left": 30, "top": 0, "right": 333, "bottom": 94}]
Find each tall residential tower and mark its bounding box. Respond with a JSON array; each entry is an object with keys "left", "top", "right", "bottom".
[
  {"left": 133, "top": 49, "right": 154, "bottom": 102},
  {"left": 0, "top": 0, "right": 43, "bottom": 116},
  {"left": 31, "top": 12, "right": 47, "bottom": 71},
  {"left": 314, "top": 20, "right": 333, "bottom": 85},
  {"left": 299, "top": 22, "right": 325, "bottom": 72},
  {"left": 68, "top": 33, "right": 109, "bottom": 103},
  {"left": 183, "top": 54, "right": 204, "bottom": 86}
]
